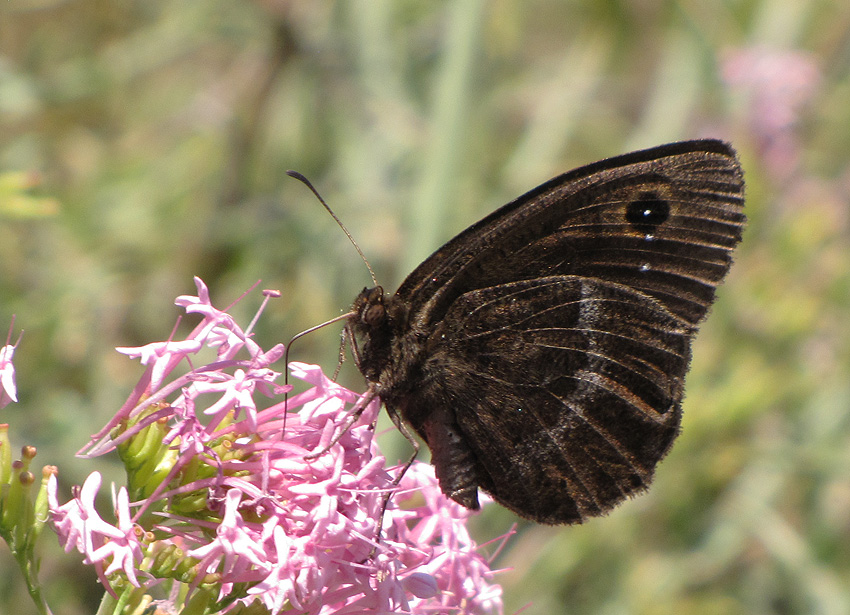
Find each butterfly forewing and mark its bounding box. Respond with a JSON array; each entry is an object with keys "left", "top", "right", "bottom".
[
  {"left": 396, "top": 140, "right": 744, "bottom": 326},
  {"left": 350, "top": 139, "right": 745, "bottom": 524}
]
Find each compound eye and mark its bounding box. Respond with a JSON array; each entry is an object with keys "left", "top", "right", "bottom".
[{"left": 363, "top": 303, "right": 385, "bottom": 326}]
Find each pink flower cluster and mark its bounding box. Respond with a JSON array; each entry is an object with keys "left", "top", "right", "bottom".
[{"left": 47, "top": 277, "right": 505, "bottom": 614}]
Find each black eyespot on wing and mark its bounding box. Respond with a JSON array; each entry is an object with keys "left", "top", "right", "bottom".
[{"left": 626, "top": 191, "right": 670, "bottom": 230}]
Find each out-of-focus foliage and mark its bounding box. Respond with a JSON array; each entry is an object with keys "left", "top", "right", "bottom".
[{"left": 1, "top": 1, "right": 849, "bottom": 614}]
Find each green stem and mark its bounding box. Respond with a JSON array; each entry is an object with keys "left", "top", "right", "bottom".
[{"left": 13, "top": 547, "right": 52, "bottom": 615}]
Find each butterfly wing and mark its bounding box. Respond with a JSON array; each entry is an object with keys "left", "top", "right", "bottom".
[
  {"left": 358, "top": 139, "right": 744, "bottom": 523},
  {"left": 396, "top": 139, "right": 744, "bottom": 328},
  {"left": 398, "top": 275, "right": 692, "bottom": 523}
]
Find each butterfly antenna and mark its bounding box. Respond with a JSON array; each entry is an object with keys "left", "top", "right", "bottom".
[{"left": 286, "top": 170, "right": 379, "bottom": 287}]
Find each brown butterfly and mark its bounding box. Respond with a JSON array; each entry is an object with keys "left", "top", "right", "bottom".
[{"left": 345, "top": 140, "right": 745, "bottom": 524}]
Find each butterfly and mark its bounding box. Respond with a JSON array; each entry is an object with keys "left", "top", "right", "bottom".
[{"left": 346, "top": 140, "right": 745, "bottom": 524}]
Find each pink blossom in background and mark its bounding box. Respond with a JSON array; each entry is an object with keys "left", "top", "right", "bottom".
[
  {"left": 48, "top": 277, "right": 505, "bottom": 614},
  {"left": 722, "top": 46, "right": 820, "bottom": 178}
]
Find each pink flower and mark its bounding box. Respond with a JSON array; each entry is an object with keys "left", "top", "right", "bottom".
[
  {"left": 0, "top": 322, "right": 22, "bottom": 409},
  {"left": 48, "top": 278, "right": 505, "bottom": 614},
  {"left": 186, "top": 488, "right": 269, "bottom": 581},
  {"left": 116, "top": 339, "right": 203, "bottom": 391},
  {"left": 0, "top": 343, "right": 18, "bottom": 408},
  {"left": 47, "top": 472, "right": 144, "bottom": 591}
]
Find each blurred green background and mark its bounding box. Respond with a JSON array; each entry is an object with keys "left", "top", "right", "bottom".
[{"left": 2, "top": 1, "right": 850, "bottom": 614}]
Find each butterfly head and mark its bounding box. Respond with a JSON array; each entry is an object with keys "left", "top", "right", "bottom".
[
  {"left": 349, "top": 286, "right": 395, "bottom": 382},
  {"left": 351, "top": 286, "right": 387, "bottom": 327}
]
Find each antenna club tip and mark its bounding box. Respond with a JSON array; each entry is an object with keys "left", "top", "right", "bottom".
[{"left": 288, "top": 171, "right": 379, "bottom": 287}]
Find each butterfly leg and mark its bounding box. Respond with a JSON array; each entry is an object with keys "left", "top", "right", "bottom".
[
  {"left": 370, "top": 407, "right": 421, "bottom": 557},
  {"left": 332, "top": 327, "right": 347, "bottom": 381},
  {"left": 385, "top": 405, "right": 421, "bottom": 488},
  {"left": 303, "top": 383, "right": 381, "bottom": 460}
]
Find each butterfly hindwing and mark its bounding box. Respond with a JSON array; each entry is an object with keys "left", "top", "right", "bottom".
[{"left": 399, "top": 275, "right": 692, "bottom": 523}]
